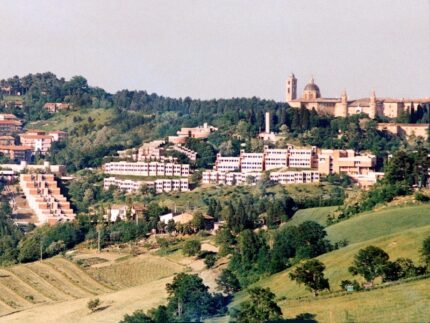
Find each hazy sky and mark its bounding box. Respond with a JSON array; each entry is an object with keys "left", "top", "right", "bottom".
[{"left": 0, "top": 0, "right": 429, "bottom": 101}]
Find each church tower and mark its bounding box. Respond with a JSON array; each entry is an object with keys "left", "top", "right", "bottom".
[
  {"left": 340, "top": 89, "right": 348, "bottom": 117},
  {"left": 369, "top": 90, "right": 377, "bottom": 119},
  {"left": 285, "top": 73, "right": 297, "bottom": 102},
  {"left": 335, "top": 89, "right": 348, "bottom": 117}
]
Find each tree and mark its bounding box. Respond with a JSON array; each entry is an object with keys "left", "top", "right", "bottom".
[
  {"left": 120, "top": 310, "right": 153, "bottom": 323},
  {"left": 236, "top": 287, "right": 282, "bottom": 323},
  {"left": 216, "top": 269, "right": 241, "bottom": 294},
  {"left": 165, "top": 273, "right": 215, "bottom": 321},
  {"left": 421, "top": 235, "right": 430, "bottom": 265},
  {"left": 349, "top": 246, "right": 390, "bottom": 283},
  {"left": 87, "top": 298, "right": 101, "bottom": 313},
  {"left": 204, "top": 253, "right": 217, "bottom": 269},
  {"left": 183, "top": 239, "right": 201, "bottom": 257},
  {"left": 191, "top": 211, "right": 205, "bottom": 231},
  {"left": 289, "top": 259, "right": 330, "bottom": 296}
]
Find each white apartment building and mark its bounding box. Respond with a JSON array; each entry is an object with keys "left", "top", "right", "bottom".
[
  {"left": 214, "top": 154, "right": 241, "bottom": 172},
  {"left": 153, "top": 178, "right": 190, "bottom": 193},
  {"left": 202, "top": 170, "right": 319, "bottom": 186},
  {"left": 240, "top": 152, "right": 265, "bottom": 172},
  {"left": 138, "top": 140, "right": 166, "bottom": 160},
  {"left": 287, "top": 147, "right": 318, "bottom": 169},
  {"left": 104, "top": 177, "right": 189, "bottom": 193},
  {"left": 171, "top": 145, "right": 198, "bottom": 161},
  {"left": 263, "top": 147, "right": 289, "bottom": 170},
  {"left": 104, "top": 177, "right": 144, "bottom": 192},
  {"left": 103, "top": 161, "right": 190, "bottom": 177},
  {"left": 20, "top": 174, "right": 75, "bottom": 225},
  {"left": 270, "top": 171, "right": 320, "bottom": 184}
]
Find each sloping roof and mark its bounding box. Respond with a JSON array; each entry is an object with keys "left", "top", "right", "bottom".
[{"left": 173, "top": 212, "right": 193, "bottom": 224}]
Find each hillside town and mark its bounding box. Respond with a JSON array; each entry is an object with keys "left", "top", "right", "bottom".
[{"left": 0, "top": 2, "right": 430, "bottom": 322}]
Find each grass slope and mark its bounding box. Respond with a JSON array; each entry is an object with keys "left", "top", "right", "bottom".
[
  {"left": 284, "top": 277, "right": 430, "bottom": 322},
  {"left": 285, "top": 206, "right": 337, "bottom": 227},
  {"left": 28, "top": 108, "right": 114, "bottom": 131},
  {"left": 327, "top": 204, "right": 430, "bottom": 244},
  {"left": 232, "top": 204, "right": 430, "bottom": 322}
]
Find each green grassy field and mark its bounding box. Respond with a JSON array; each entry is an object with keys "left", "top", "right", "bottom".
[
  {"left": 285, "top": 206, "right": 337, "bottom": 227},
  {"left": 283, "top": 277, "right": 430, "bottom": 322},
  {"left": 326, "top": 204, "right": 430, "bottom": 244},
  {"left": 232, "top": 204, "right": 430, "bottom": 322},
  {"left": 27, "top": 108, "right": 114, "bottom": 131}
]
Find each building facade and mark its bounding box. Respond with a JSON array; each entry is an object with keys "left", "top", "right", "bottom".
[
  {"left": 20, "top": 174, "right": 75, "bottom": 225},
  {"left": 103, "top": 161, "right": 190, "bottom": 177},
  {"left": 286, "top": 74, "right": 430, "bottom": 119}
]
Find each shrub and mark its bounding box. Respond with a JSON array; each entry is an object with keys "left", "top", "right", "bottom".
[
  {"left": 87, "top": 298, "right": 101, "bottom": 313},
  {"left": 415, "top": 192, "right": 430, "bottom": 202},
  {"left": 204, "top": 253, "right": 217, "bottom": 269},
  {"left": 183, "top": 239, "right": 201, "bottom": 257}
]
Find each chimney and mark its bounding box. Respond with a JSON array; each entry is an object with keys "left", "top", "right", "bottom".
[{"left": 265, "top": 112, "right": 270, "bottom": 134}]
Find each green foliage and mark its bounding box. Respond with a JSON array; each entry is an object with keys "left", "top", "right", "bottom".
[
  {"left": 0, "top": 200, "right": 23, "bottom": 265},
  {"left": 384, "top": 147, "right": 429, "bottom": 187},
  {"left": 235, "top": 287, "right": 282, "bottom": 323},
  {"left": 216, "top": 269, "right": 241, "bottom": 294},
  {"left": 18, "top": 222, "right": 86, "bottom": 263},
  {"left": 229, "top": 221, "right": 331, "bottom": 287},
  {"left": 415, "top": 192, "right": 430, "bottom": 202},
  {"left": 185, "top": 138, "right": 216, "bottom": 168},
  {"left": 348, "top": 246, "right": 390, "bottom": 283},
  {"left": 87, "top": 298, "right": 101, "bottom": 313},
  {"left": 120, "top": 310, "right": 153, "bottom": 323},
  {"left": 215, "top": 228, "right": 236, "bottom": 256},
  {"left": 204, "top": 253, "right": 217, "bottom": 269},
  {"left": 339, "top": 182, "right": 411, "bottom": 220},
  {"left": 182, "top": 239, "right": 201, "bottom": 257},
  {"left": 421, "top": 235, "right": 430, "bottom": 265},
  {"left": 165, "top": 273, "right": 226, "bottom": 321},
  {"left": 289, "top": 259, "right": 330, "bottom": 296}
]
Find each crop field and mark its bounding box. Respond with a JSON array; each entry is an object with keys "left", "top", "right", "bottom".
[
  {"left": 86, "top": 253, "right": 184, "bottom": 289},
  {"left": 0, "top": 257, "right": 113, "bottom": 317}
]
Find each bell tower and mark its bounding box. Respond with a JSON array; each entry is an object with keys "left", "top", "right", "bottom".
[
  {"left": 369, "top": 90, "right": 377, "bottom": 119},
  {"left": 286, "top": 73, "right": 297, "bottom": 102}
]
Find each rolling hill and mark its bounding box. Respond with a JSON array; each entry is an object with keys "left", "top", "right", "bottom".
[{"left": 232, "top": 203, "right": 430, "bottom": 322}]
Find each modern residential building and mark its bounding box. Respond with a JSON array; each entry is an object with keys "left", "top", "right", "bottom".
[
  {"left": 103, "top": 177, "right": 143, "bottom": 192},
  {"left": 317, "top": 149, "right": 376, "bottom": 176},
  {"left": 213, "top": 154, "right": 241, "bottom": 172},
  {"left": 0, "top": 119, "right": 22, "bottom": 135},
  {"left": 270, "top": 171, "right": 320, "bottom": 184},
  {"left": 168, "top": 123, "right": 218, "bottom": 143},
  {"left": 137, "top": 140, "right": 166, "bottom": 160},
  {"left": 202, "top": 170, "right": 320, "bottom": 185},
  {"left": 0, "top": 136, "right": 15, "bottom": 145},
  {"left": 214, "top": 145, "right": 318, "bottom": 173},
  {"left": 20, "top": 173, "right": 76, "bottom": 225},
  {"left": 103, "top": 161, "right": 190, "bottom": 177},
  {"left": 19, "top": 130, "right": 67, "bottom": 154},
  {"left": 103, "top": 177, "right": 190, "bottom": 193},
  {"left": 0, "top": 145, "right": 32, "bottom": 162},
  {"left": 171, "top": 145, "right": 198, "bottom": 161}
]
